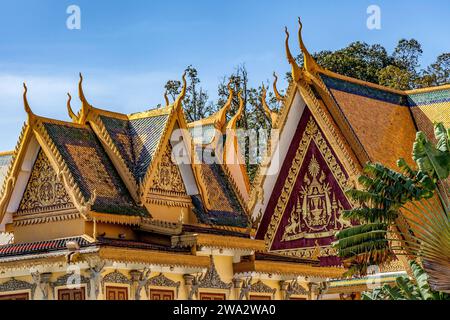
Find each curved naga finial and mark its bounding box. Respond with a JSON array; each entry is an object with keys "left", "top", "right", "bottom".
[
  {"left": 173, "top": 71, "right": 187, "bottom": 111},
  {"left": 78, "top": 73, "right": 89, "bottom": 106},
  {"left": 78, "top": 73, "right": 92, "bottom": 123},
  {"left": 216, "top": 79, "right": 234, "bottom": 129},
  {"left": 164, "top": 90, "right": 170, "bottom": 107},
  {"left": 298, "top": 17, "right": 320, "bottom": 73},
  {"left": 284, "top": 27, "right": 302, "bottom": 82},
  {"left": 67, "top": 93, "right": 80, "bottom": 123},
  {"left": 272, "top": 72, "right": 284, "bottom": 102},
  {"left": 227, "top": 89, "right": 244, "bottom": 130},
  {"left": 22, "top": 83, "right": 34, "bottom": 121},
  {"left": 261, "top": 84, "right": 278, "bottom": 125}
]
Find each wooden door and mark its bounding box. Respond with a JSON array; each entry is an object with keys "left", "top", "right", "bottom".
[
  {"left": 199, "top": 292, "right": 226, "bottom": 300},
  {"left": 0, "top": 293, "right": 29, "bottom": 300},
  {"left": 57, "top": 288, "right": 85, "bottom": 300},
  {"left": 149, "top": 289, "right": 174, "bottom": 300},
  {"left": 105, "top": 286, "right": 128, "bottom": 300}
]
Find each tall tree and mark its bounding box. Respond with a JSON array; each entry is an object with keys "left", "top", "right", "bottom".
[{"left": 164, "top": 65, "right": 216, "bottom": 122}]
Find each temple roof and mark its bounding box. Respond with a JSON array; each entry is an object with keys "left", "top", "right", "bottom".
[
  {"left": 318, "top": 70, "right": 418, "bottom": 169},
  {"left": 98, "top": 113, "right": 170, "bottom": 183},
  {"left": 41, "top": 118, "right": 149, "bottom": 217}
]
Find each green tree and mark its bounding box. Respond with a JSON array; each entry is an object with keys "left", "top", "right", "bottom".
[
  {"left": 292, "top": 39, "right": 448, "bottom": 90},
  {"left": 164, "top": 65, "right": 216, "bottom": 122}
]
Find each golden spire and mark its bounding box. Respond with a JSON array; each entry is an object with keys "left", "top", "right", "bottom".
[
  {"left": 22, "top": 83, "right": 34, "bottom": 121},
  {"left": 298, "top": 17, "right": 320, "bottom": 74},
  {"left": 78, "top": 73, "right": 92, "bottom": 123},
  {"left": 164, "top": 90, "right": 170, "bottom": 107},
  {"left": 284, "top": 27, "right": 302, "bottom": 82},
  {"left": 66, "top": 93, "right": 79, "bottom": 123},
  {"left": 261, "top": 84, "right": 278, "bottom": 124},
  {"left": 173, "top": 72, "right": 187, "bottom": 112},
  {"left": 227, "top": 90, "right": 244, "bottom": 129},
  {"left": 216, "top": 80, "right": 233, "bottom": 129},
  {"left": 272, "top": 72, "right": 284, "bottom": 102}
]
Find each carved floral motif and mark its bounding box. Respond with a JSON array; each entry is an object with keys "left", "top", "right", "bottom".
[
  {"left": 18, "top": 150, "right": 74, "bottom": 214},
  {"left": 150, "top": 145, "right": 186, "bottom": 195}
]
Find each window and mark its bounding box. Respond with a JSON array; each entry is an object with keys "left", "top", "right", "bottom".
[
  {"left": 199, "top": 292, "right": 226, "bottom": 300},
  {"left": 105, "top": 286, "right": 128, "bottom": 300},
  {"left": 0, "top": 293, "right": 29, "bottom": 300},
  {"left": 149, "top": 289, "right": 174, "bottom": 300},
  {"left": 57, "top": 288, "right": 85, "bottom": 300},
  {"left": 249, "top": 295, "right": 272, "bottom": 300}
]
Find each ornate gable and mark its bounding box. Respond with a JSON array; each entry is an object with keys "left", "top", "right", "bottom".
[
  {"left": 149, "top": 144, "right": 186, "bottom": 196},
  {"left": 17, "top": 150, "right": 74, "bottom": 214},
  {"left": 256, "top": 107, "right": 355, "bottom": 263}
]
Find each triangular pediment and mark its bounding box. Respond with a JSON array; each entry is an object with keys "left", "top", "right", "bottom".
[
  {"left": 149, "top": 143, "right": 187, "bottom": 197},
  {"left": 256, "top": 107, "right": 356, "bottom": 261},
  {"left": 17, "top": 150, "right": 75, "bottom": 215}
]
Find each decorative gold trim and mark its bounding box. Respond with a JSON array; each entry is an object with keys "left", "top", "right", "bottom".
[
  {"left": 13, "top": 210, "right": 81, "bottom": 226},
  {"left": 233, "top": 260, "right": 345, "bottom": 278},
  {"left": 89, "top": 212, "right": 142, "bottom": 226},
  {"left": 99, "top": 247, "right": 210, "bottom": 268},
  {"left": 172, "top": 233, "right": 266, "bottom": 251}
]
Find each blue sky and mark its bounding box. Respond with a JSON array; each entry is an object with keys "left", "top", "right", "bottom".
[{"left": 0, "top": 0, "right": 449, "bottom": 150}]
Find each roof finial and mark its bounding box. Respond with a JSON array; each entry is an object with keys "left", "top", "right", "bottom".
[
  {"left": 261, "top": 84, "right": 278, "bottom": 124},
  {"left": 272, "top": 72, "right": 284, "bottom": 102},
  {"left": 284, "top": 27, "right": 302, "bottom": 82},
  {"left": 216, "top": 79, "right": 234, "bottom": 129},
  {"left": 298, "top": 17, "right": 320, "bottom": 74},
  {"left": 78, "top": 73, "right": 92, "bottom": 123},
  {"left": 227, "top": 89, "right": 244, "bottom": 129},
  {"left": 164, "top": 90, "right": 170, "bottom": 107},
  {"left": 67, "top": 93, "right": 79, "bottom": 123},
  {"left": 22, "top": 83, "right": 34, "bottom": 121},
  {"left": 173, "top": 71, "right": 187, "bottom": 111},
  {"left": 78, "top": 73, "right": 89, "bottom": 106}
]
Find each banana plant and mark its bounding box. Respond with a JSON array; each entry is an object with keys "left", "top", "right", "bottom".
[
  {"left": 333, "top": 122, "right": 449, "bottom": 277},
  {"left": 362, "top": 261, "right": 450, "bottom": 300}
]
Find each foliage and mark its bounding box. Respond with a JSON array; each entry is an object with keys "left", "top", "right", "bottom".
[
  {"left": 294, "top": 39, "right": 448, "bottom": 90},
  {"left": 164, "top": 65, "right": 217, "bottom": 122},
  {"left": 362, "top": 261, "right": 450, "bottom": 300},
  {"left": 333, "top": 123, "right": 449, "bottom": 275}
]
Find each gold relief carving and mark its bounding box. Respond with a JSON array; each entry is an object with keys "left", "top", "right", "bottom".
[
  {"left": 281, "top": 155, "right": 348, "bottom": 241},
  {"left": 150, "top": 145, "right": 186, "bottom": 195},
  {"left": 18, "top": 151, "right": 74, "bottom": 214},
  {"left": 265, "top": 116, "right": 353, "bottom": 256},
  {"left": 66, "top": 145, "right": 119, "bottom": 198}
]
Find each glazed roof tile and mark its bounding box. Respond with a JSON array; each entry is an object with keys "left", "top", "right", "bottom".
[
  {"left": 42, "top": 121, "right": 149, "bottom": 217},
  {"left": 99, "top": 114, "right": 169, "bottom": 182},
  {"left": 0, "top": 236, "right": 92, "bottom": 257}
]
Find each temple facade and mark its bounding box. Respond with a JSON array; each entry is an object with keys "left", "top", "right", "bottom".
[{"left": 0, "top": 20, "right": 448, "bottom": 300}]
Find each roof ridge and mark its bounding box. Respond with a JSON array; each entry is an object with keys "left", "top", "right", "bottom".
[
  {"left": 405, "top": 83, "right": 450, "bottom": 94},
  {"left": 319, "top": 69, "right": 406, "bottom": 96}
]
